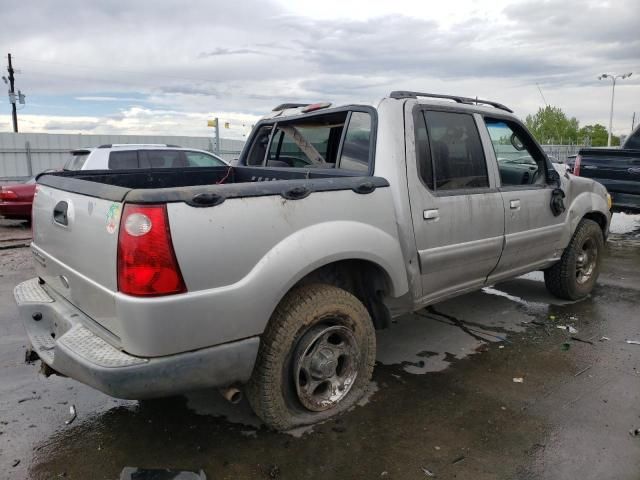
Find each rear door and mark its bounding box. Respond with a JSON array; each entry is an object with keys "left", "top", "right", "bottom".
[
  {"left": 407, "top": 107, "right": 505, "bottom": 301},
  {"left": 482, "top": 117, "right": 567, "bottom": 280}
]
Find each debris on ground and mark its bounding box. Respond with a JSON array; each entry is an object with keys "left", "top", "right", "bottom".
[
  {"left": 119, "top": 467, "right": 207, "bottom": 479},
  {"left": 434, "top": 446, "right": 441, "bottom": 450},
  {"left": 421, "top": 467, "right": 435, "bottom": 477},
  {"left": 549, "top": 315, "right": 556, "bottom": 321},
  {"left": 12, "top": 459, "right": 20, "bottom": 467},
  {"left": 452, "top": 455, "right": 466, "bottom": 464},
  {"left": 574, "top": 366, "right": 592, "bottom": 377},
  {"left": 561, "top": 342, "right": 571, "bottom": 351},
  {"left": 557, "top": 325, "right": 578, "bottom": 334},
  {"left": 625, "top": 340, "right": 640, "bottom": 345},
  {"left": 65, "top": 405, "right": 77, "bottom": 425},
  {"left": 600, "top": 336, "right": 611, "bottom": 341},
  {"left": 267, "top": 464, "right": 280, "bottom": 479},
  {"left": 513, "top": 377, "right": 524, "bottom": 383},
  {"left": 630, "top": 428, "right": 640, "bottom": 437},
  {"left": 17, "top": 395, "right": 41, "bottom": 403},
  {"left": 571, "top": 336, "right": 594, "bottom": 345}
]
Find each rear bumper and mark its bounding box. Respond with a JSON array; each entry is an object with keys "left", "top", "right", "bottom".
[{"left": 14, "top": 278, "right": 259, "bottom": 399}]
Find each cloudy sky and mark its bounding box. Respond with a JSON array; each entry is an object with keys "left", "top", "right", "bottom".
[{"left": 1, "top": 0, "right": 638, "bottom": 139}]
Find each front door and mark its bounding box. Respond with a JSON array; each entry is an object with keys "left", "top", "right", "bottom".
[
  {"left": 407, "top": 107, "right": 505, "bottom": 302},
  {"left": 481, "top": 117, "right": 567, "bottom": 282}
]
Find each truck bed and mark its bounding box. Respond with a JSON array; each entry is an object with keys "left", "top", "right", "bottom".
[
  {"left": 573, "top": 147, "right": 640, "bottom": 212},
  {"left": 37, "top": 166, "right": 388, "bottom": 205}
]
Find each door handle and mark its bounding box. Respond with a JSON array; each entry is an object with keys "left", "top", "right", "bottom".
[
  {"left": 509, "top": 199, "right": 521, "bottom": 210},
  {"left": 423, "top": 209, "right": 440, "bottom": 221},
  {"left": 53, "top": 201, "right": 69, "bottom": 226}
]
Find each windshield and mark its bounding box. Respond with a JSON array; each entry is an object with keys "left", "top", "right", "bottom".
[{"left": 63, "top": 152, "right": 89, "bottom": 171}]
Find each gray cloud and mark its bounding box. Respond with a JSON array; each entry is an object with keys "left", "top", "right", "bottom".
[
  {"left": 198, "top": 48, "right": 265, "bottom": 58},
  {"left": 1, "top": 0, "right": 638, "bottom": 135}
]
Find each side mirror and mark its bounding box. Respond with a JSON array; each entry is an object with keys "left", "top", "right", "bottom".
[{"left": 547, "top": 168, "right": 561, "bottom": 186}]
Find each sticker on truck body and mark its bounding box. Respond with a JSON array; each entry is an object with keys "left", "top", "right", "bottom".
[{"left": 106, "top": 203, "right": 121, "bottom": 234}]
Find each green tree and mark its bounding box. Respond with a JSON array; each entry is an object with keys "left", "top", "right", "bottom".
[
  {"left": 525, "top": 106, "right": 580, "bottom": 145},
  {"left": 578, "top": 124, "right": 620, "bottom": 147}
]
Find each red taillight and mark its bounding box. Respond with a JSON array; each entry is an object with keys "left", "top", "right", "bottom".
[
  {"left": 573, "top": 154, "right": 582, "bottom": 176},
  {"left": 117, "top": 204, "right": 186, "bottom": 296},
  {"left": 0, "top": 189, "right": 19, "bottom": 200}
]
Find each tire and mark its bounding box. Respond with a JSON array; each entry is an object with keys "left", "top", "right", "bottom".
[
  {"left": 544, "top": 219, "right": 604, "bottom": 300},
  {"left": 246, "top": 283, "right": 376, "bottom": 431}
]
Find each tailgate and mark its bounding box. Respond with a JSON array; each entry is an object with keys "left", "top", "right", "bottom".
[
  {"left": 31, "top": 184, "right": 124, "bottom": 338},
  {"left": 579, "top": 150, "right": 640, "bottom": 195}
]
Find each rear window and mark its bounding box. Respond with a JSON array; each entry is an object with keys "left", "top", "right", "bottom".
[
  {"left": 248, "top": 109, "right": 373, "bottom": 171},
  {"left": 63, "top": 152, "right": 89, "bottom": 171}
]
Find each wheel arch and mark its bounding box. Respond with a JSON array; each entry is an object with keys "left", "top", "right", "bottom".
[
  {"left": 291, "top": 259, "right": 396, "bottom": 330},
  {"left": 582, "top": 211, "right": 608, "bottom": 238}
]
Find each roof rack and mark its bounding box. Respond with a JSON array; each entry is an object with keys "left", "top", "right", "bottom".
[
  {"left": 389, "top": 91, "right": 513, "bottom": 113},
  {"left": 272, "top": 103, "right": 311, "bottom": 112},
  {"left": 97, "top": 143, "right": 180, "bottom": 148}
]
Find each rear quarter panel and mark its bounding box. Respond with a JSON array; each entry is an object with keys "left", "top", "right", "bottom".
[{"left": 115, "top": 186, "right": 409, "bottom": 357}]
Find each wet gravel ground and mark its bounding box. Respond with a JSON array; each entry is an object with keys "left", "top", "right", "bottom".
[{"left": 1, "top": 216, "right": 639, "bottom": 479}]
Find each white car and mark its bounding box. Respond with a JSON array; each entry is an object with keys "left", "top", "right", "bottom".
[{"left": 63, "top": 144, "right": 228, "bottom": 170}]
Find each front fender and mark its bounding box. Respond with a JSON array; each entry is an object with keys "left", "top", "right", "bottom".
[{"left": 563, "top": 176, "right": 611, "bottom": 244}]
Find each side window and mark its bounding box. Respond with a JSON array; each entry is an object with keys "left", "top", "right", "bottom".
[
  {"left": 141, "top": 150, "right": 188, "bottom": 168},
  {"left": 185, "top": 151, "right": 225, "bottom": 167},
  {"left": 108, "top": 151, "right": 139, "bottom": 170},
  {"left": 338, "top": 112, "right": 371, "bottom": 172},
  {"left": 414, "top": 111, "right": 434, "bottom": 189},
  {"left": 424, "top": 111, "right": 489, "bottom": 190},
  {"left": 246, "top": 125, "right": 273, "bottom": 166},
  {"left": 484, "top": 118, "right": 546, "bottom": 186}
]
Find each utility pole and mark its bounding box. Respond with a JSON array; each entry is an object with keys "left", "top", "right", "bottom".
[
  {"left": 7, "top": 53, "right": 18, "bottom": 132},
  {"left": 215, "top": 117, "right": 220, "bottom": 155},
  {"left": 633, "top": 112, "right": 636, "bottom": 131}
]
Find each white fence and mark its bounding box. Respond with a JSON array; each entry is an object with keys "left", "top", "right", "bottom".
[
  {"left": 540, "top": 144, "right": 582, "bottom": 164},
  {"left": 0, "top": 132, "right": 245, "bottom": 179}
]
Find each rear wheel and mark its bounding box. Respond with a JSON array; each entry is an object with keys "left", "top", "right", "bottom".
[
  {"left": 246, "top": 283, "right": 375, "bottom": 431},
  {"left": 544, "top": 219, "right": 604, "bottom": 300}
]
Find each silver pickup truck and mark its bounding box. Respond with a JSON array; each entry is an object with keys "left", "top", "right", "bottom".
[{"left": 15, "top": 92, "right": 611, "bottom": 430}]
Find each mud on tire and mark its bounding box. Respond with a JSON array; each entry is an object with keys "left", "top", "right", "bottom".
[
  {"left": 246, "top": 283, "right": 376, "bottom": 431},
  {"left": 544, "top": 218, "right": 604, "bottom": 300}
]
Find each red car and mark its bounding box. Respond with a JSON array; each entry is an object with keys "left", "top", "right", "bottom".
[{"left": 0, "top": 178, "right": 36, "bottom": 221}]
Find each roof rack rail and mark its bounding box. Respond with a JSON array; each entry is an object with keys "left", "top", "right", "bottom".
[
  {"left": 272, "top": 103, "right": 311, "bottom": 112},
  {"left": 389, "top": 91, "right": 513, "bottom": 113},
  {"left": 98, "top": 143, "right": 175, "bottom": 148}
]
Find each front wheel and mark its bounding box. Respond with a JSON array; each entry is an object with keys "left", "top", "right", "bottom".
[
  {"left": 544, "top": 218, "right": 604, "bottom": 300},
  {"left": 246, "top": 283, "right": 376, "bottom": 431}
]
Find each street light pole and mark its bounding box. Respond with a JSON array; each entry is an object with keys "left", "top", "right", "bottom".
[{"left": 599, "top": 72, "right": 633, "bottom": 147}]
